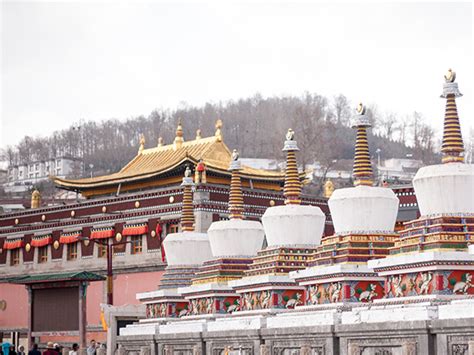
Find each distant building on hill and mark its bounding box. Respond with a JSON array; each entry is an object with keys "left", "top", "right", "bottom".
[{"left": 4, "top": 157, "right": 83, "bottom": 194}]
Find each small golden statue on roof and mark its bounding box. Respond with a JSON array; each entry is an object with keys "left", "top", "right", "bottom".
[
  {"left": 444, "top": 68, "right": 456, "bottom": 83},
  {"left": 356, "top": 102, "right": 366, "bottom": 115},
  {"left": 215, "top": 119, "right": 223, "bottom": 142},
  {"left": 286, "top": 128, "right": 295, "bottom": 141},
  {"left": 138, "top": 134, "right": 145, "bottom": 154},
  {"left": 31, "top": 188, "right": 41, "bottom": 209},
  {"left": 324, "top": 179, "right": 335, "bottom": 198}
]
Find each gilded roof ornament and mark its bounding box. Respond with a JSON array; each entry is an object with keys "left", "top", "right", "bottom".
[
  {"left": 174, "top": 120, "right": 184, "bottom": 150},
  {"left": 157, "top": 137, "right": 164, "bottom": 147},
  {"left": 215, "top": 119, "right": 223, "bottom": 142},
  {"left": 138, "top": 134, "right": 145, "bottom": 154}
]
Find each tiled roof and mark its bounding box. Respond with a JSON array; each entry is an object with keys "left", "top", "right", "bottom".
[{"left": 6, "top": 271, "right": 105, "bottom": 284}]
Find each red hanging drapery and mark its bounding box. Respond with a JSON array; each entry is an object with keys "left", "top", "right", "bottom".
[
  {"left": 122, "top": 223, "right": 148, "bottom": 236},
  {"left": 31, "top": 235, "right": 52, "bottom": 248},
  {"left": 3, "top": 238, "right": 24, "bottom": 250},
  {"left": 59, "top": 232, "right": 81, "bottom": 244},
  {"left": 91, "top": 228, "right": 114, "bottom": 239}
]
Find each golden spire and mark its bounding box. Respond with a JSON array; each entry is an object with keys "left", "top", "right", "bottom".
[
  {"left": 283, "top": 129, "right": 302, "bottom": 205},
  {"left": 324, "top": 179, "right": 335, "bottom": 198},
  {"left": 440, "top": 69, "right": 464, "bottom": 163},
  {"left": 215, "top": 119, "right": 223, "bottom": 142},
  {"left": 228, "top": 149, "right": 244, "bottom": 219},
  {"left": 352, "top": 103, "right": 373, "bottom": 186},
  {"left": 157, "top": 137, "right": 164, "bottom": 147},
  {"left": 196, "top": 129, "right": 202, "bottom": 140},
  {"left": 181, "top": 166, "right": 195, "bottom": 232},
  {"left": 174, "top": 120, "right": 184, "bottom": 150},
  {"left": 31, "top": 188, "right": 41, "bottom": 209},
  {"left": 138, "top": 134, "right": 145, "bottom": 154}
]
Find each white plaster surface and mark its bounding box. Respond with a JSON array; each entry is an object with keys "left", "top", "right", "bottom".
[
  {"left": 368, "top": 251, "right": 474, "bottom": 274},
  {"left": 137, "top": 288, "right": 182, "bottom": 301},
  {"left": 179, "top": 282, "right": 236, "bottom": 297},
  {"left": 328, "top": 186, "right": 398, "bottom": 234},
  {"left": 438, "top": 299, "right": 474, "bottom": 319},
  {"left": 206, "top": 316, "right": 266, "bottom": 331},
  {"left": 159, "top": 319, "right": 207, "bottom": 333},
  {"left": 229, "top": 274, "right": 299, "bottom": 291},
  {"left": 413, "top": 163, "right": 474, "bottom": 216},
  {"left": 290, "top": 263, "right": 377, "bottom": 282},
  {"left": 119, "top": 323, "right": 157, "bottom": 336},
  {"left": 163, "top": 231, "right": 212, "bottom": 266},
  {"left": 470, "top": 245, "right": 474, "bottom": 255},
  {"left": 262, "top": 204, "right": 325, "bottom": 247},
  {"left": 266, "top": 310, "right": 338, "bottom": 328},
  {"left": 340, "top": 304, "right": 438, "bottom": 324},
  {"left": 207, "top": 219, "right": 264, "bottom": 257}
]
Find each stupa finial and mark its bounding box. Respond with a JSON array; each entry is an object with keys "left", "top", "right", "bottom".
[
  {"left": 174, "top": 119, "right": 184, "bottom": 150},
  {"left": 352, "top": 103, "right": 374, "bottom": 186},
  {"left": 440, "top": 69, "right": 464, "bottom": 163},
  {"left": 180, "top": 165, "right": 195, "bottom": 232},
  {"left": 228, "top": 149, "right": 244, "bottom": 219},
  {"left": 157, "top": 136, "right": 164, "bottom": 147},
  {"left": 282, "top": 128, "right": 301, "bottom": 205}
]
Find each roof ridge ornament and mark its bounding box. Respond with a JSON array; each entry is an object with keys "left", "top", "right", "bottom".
[
  {"left": 440, "top": 69, "right": 464, "bottom": 164},
  {"left": 174, "top": 119, "right": 184, "bottom": 150},
  {"left": 181, "top": 165, "right": 195, "bottom": 232},
  {"left": 352, "top": 103, "right": 374, "bottom": 187},
  {"left": 157, "top": 137, "right": 164, "bottom": 147},
  {"left": 282, "top": 128, "right": 301, "bottom": 205},
  {"left": 138, "top": 134, "right": 145, "bottom": 154},
  {"left": 215, "top": 119, "right": 223, "bottom": 142},
  {"left": 228, "top": 149, "right": 244, "bottom": 219},
  {"left": 196, "top": 129, "right": 202, "bottom": 140}
]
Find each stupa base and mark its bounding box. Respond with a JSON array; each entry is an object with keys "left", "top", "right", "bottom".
[
  {"left": 368, "top": 251, "right": 474, "bottom": 300},
  {"left": 290, "top": 263, "right": 385, "bottom": 304},
  {"left": 138, "top": 289, "right": 190, "bottom": 318},
  {"left": 179, "top": 282, "right": 241, "bottom": 315},
  {"left": 229, "top": 274, "right": 305, "bottom": 311}
]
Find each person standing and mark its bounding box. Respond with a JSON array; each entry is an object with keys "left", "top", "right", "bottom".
[
  {"left": 68, "top": 344, "right": 78, "bottom": 355},
  {"left": 42, "top": 342, "right": 58, "bottom": 355},
  {"left": 17, "top": 347, "right": 25, "bottom": 355},
  {"left": 28, "top": 344, "right": 41, "bottom": 355},
  {"left": 86, "top": 340, "right": 96, "bottom": 355}
]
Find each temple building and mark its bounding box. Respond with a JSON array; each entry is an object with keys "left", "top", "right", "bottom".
[{"left": 0, "top": 122, "right": 332, "bottom": 349}]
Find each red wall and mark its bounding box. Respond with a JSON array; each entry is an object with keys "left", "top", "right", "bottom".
[
  {"left": 0, "top": 270, "right": 164, "bottom": 330},
  {"left": 0, "top": 283, "right": 28, "bottom": 328}
]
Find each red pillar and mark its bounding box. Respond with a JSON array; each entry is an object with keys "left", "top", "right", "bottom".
[{"left": 79, "top": 282, "right": 88, "bottom": 350}]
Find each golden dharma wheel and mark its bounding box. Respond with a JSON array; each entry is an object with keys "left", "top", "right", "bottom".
[
  {"left": 71, "top": 210, "right": 76, "bottom": 217},
  {"left": 150, "top": 230, "right": 156, "bottom": 238},
  {"left": 102, "top": 206, "right": 107, "bottom": 213},
  {"left": 169, "top": 196, "right": 175, "bottom": 203},
  {"left": 269, "top": 200, "right": 276, "bottom": 206},
  {"left": 115, "top": 232, "right": 122, "bottom": 242},
  {"left": 41, "top": 215, "right": 46, "bottom": 222},
  {"left": 14, "top": 218, "right": 19, "bottom": 225},
  {"left": 135, "top": 201, "right": 140, "bottom": 208},
  {"left": 53, "top": 240, "right": 60, "bottom": 250},
  {"left": 25, "top": 243, "right": 31, "bottom": 252}
]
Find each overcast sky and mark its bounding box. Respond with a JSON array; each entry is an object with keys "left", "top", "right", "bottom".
[{"left": 1, "top": 1, "right": 473, "bottom": 150}]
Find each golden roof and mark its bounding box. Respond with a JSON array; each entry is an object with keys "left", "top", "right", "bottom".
[{"left": 53, "top": 135, "right": 285, "bottom": 190}]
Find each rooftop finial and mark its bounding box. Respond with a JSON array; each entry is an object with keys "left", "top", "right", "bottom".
[
  {"left": 196, "top": 129, "right": 202, "bottom": 140},
  {"left": 181, "top": 165, "right": 195, "bottom": 232},
  {"left": 282, "top": 128, "right": 301, "bottom": 205},
  {"left": 31, "top": 188, "right": 41, "bottom": 209},
  {"left": 174, "top": 119, "right": 184, "bottom": 150},
  {"left": 440, "top": 69, "right": 464, "bottom": 163},
  {"left": 157, "top": 137, "right": 164, "bottom": 147},
  {"left": 215, "top": 119, "right": 223, "bottom": 142},
  {"left": 138, "top": 134, "right": 145, "bottom": 154},
  {"left": 352, "top": 103, "right": 374, "bottom": 187},
  {"left": 228, "top": 149, "right": 244, "bottom": 219}
]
